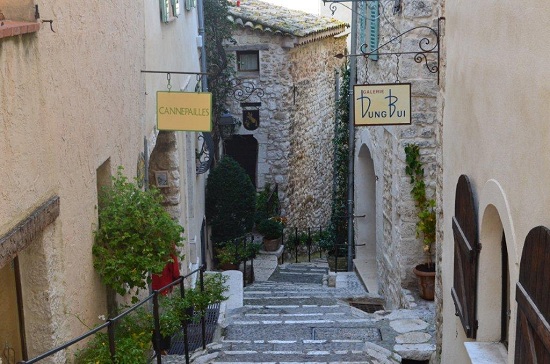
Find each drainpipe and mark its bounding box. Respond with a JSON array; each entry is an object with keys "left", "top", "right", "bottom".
[
  {"left": 347, "top": 1, "right": 358, "bottom": 272},
  {"left": 197, "top": 0, "right": 208, "bottom": 92}
]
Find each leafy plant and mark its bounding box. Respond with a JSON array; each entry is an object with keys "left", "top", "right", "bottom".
[
  {"left": 323, "top": 63, "right": 350, "bottom": 257},
  {"left": 404, "top": 144, "right": 436, "bottom": 266},
  {"left": 74, "top": 273, "right": 229, "bottom": 363},
  {"left": 204, "top": 0, "right": 236, "bottom": 153},
  {"left": 206, "top": 156, "right": 256, "bottom": 245},
  {"left": 255, "top": 184, "right": 280, "bottom": 224},
  {"left": 93, "top": 167, "right": 185, "bottom": 301},
  {"left": 216, "top": 240, "right": 261, "bottom": 266},
  {"left": 257, "top": 219, "right": 283, "bottom": 240},
  {"left": 74, "top": 307, "right": 152, "bottom": 364}
]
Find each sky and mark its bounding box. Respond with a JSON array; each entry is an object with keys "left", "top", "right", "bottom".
[{"left": 260, "top": 0, "right": 322, "bottom": 15}]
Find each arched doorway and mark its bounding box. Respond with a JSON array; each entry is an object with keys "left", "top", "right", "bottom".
[
  {"left": 223, "top": 135, "right": 259, "bottom": 188},
  {"left": 355, "top": 144, "right": 378, "bottom": 293}
]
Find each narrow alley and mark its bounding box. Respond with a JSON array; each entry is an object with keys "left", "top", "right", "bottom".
[{"left": 163, "top": 258, "right": 435, "bottom": 364}]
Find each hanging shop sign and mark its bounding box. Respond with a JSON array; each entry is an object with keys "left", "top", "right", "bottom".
[
  {"left": 354, "top": 83, "right": 411, "bottom": 126},
  {"left": 157, "top": 91, "right": 212, "bottom": 131}
]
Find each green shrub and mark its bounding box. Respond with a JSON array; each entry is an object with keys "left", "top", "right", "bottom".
[
  {"left": 257, "top": 219, "right": 283, "bottom": 240},
  {"left": 206, "top": 156, "right": 256, "bottom": 245},
  {"left": 92, "top": 167, "right": 184, "bottom": 300}
]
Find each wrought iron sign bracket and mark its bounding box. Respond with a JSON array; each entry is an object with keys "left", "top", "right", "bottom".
[{"left": 337, "top": 17, "right": 445, "bottom": 84}]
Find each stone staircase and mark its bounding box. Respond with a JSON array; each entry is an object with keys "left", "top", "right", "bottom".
[{"left": 186, "top": 263, "right": 403, "bottom": 364}]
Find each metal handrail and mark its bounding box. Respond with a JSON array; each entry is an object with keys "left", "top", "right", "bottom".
[{"left": 19, "top": 265, "right": 207, "bottom": 364}]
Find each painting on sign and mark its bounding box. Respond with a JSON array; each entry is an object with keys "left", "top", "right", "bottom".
[
  {"left": 243, "top": 109, "right": 260, "bottom": 131},
  {"left": 157, "top": 92, "right": 212, "bottom": 131},
  {"left": 354, "top": 83, "right": 411, "bottom": 126}
]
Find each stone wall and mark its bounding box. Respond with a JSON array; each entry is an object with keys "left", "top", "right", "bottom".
[
  {"left": 354, "top": 0, "right": 442, "bottom": 309},
  {"left": 227, "top": 29, "right": 345, "bottom": 230},
  {"left": 287, "top": 37, "right": 346, "bottom": 230}
]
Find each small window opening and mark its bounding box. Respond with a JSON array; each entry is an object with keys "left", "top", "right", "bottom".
[{"left": 237, "top": 51, "right": 259, "bottom": 72}]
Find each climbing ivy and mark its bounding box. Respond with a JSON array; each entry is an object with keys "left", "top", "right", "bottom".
[
  {"left": 320, "top": 64, "right": 350, "bottom": 257},
  {"left": 204, "top": 0, "right": 235, "bottom": 154},
  {"left": 404, "top": 144, "right": 436, "bottom": 266}
]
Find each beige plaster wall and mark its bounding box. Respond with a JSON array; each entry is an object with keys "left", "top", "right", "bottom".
[
  {"left": 1, "top": 0, "right": 144, "bottom": 356},
  {"left": 1, "top": 0, "right": 35, "bottom": 21},
  {"left": 441, "top": 1, "right": 550, "bottom": 362},
  {"left": 1, "top": 0, "right": 203, "bottom": 359}
]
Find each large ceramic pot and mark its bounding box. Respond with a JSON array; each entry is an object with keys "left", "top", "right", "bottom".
[
  {"left": 413, "top": 263, "right": 436, "bottom": 301},
  {"left": 263, "top": 238, "right": 280, "bottom": 252}
]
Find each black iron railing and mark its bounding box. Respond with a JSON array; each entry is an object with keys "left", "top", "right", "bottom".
[
  {"left": 220, "top": 234, "right": 259, "bottom": 287},
  {"left": 281, "top": 226, "right": 349, "bottom": 272},
  {"left": 18, "top": 266, "right": 209, "bottom": 364}
]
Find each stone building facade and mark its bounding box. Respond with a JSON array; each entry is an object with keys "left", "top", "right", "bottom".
[
  {"left": 352, "top": 0, "right": 443, "bottom": 310},
  {"left": 0, "top": 0, "right": 205, "bottom": 361},
  {"left": 225, "top": 0, "right": 347, "bottom": 230}
]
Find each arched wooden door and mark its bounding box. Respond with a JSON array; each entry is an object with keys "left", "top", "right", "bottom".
[{"left": 515, "top": 226, "right": 550, "bottom": 362}]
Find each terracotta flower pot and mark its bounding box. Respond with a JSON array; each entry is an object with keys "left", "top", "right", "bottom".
[
  {"left": 413, "top": 263, "right": 436, "bottom": 301},
  {"left": 263, "top": 238, "right": 280, "bottom": 251},
  {"left": 219, "top": 262, "right": 239, "bottom": 271}
]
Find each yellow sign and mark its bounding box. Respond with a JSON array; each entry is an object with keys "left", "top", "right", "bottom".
[
  {"left": 157, "top": 92, "right": 212, "bottom": 131},
  {"left": 354, "top": 83, "right": 411, "bottom": 126}
]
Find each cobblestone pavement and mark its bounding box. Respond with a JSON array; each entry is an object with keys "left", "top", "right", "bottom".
[{"left": 163, "top": 258, "right": 435, "bottom": 364}]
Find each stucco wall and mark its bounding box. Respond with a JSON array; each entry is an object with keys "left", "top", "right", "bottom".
[
  {"left": 0, "top": 0, "right": 202, "bottom": 359},
  {"left": 441, "top": 1, "right": 550, "bottom": 363},
  {"left": 354, "top": 0, "right": 442, "bottom": 309}
]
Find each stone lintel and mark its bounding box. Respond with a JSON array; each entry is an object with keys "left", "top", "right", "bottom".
[{"left": 0, "top": 196, "right": 60, "bottom": 268}]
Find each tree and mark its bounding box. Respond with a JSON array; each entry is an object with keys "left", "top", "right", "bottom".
[{"left": 205, "top": 156, "right": 256, "bottom": 245}]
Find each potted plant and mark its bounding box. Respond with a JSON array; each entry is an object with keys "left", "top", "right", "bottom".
[
  {"left": 216, "top": 244, "right": 242, "bottom": 270},
  {"left": 257, "top": 218, "right": 283, "bottom": 251},
  {"left": 405, "top": 144, "right": 436, "bottom": 300}
]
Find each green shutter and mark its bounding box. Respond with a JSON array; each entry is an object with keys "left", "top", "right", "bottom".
[
  {"left": 160, "top": 0, "right": 169, "bottom": 22},
  {"left": 368, "top": 0, "right": 379, "bottom": 61},
  {"left": 171, "top": 0, "right": 180, "bottom": 17},
  {"left": 185, "top": 0, "right": 196, "bottom": 11}
]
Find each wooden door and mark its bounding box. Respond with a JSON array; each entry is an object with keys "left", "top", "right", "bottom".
[{"left": 515, "top": 226, "right": 550, "bottom": 362}]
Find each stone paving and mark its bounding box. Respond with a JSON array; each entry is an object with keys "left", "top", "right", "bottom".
[{"left": 163, "top": 257, "right": 435, "bottom": 364}]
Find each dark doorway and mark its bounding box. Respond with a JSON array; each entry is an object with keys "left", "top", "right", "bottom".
[{"left": 224, "top": 135, "right": 258, "bottom": 188}]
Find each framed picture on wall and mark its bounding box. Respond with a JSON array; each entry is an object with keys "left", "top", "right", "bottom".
[{"left": 154, "top": 171, "right": 169, "bottom": 188}]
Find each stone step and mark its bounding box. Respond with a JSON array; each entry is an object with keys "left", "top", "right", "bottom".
[
  {"left": 219, "top": 339, "right": 380, "bottom": 352},
  {"left": 243, "top": 297, "right": 340, "bottom": 307},
  {"left": 224, "top": 322, "right": 380, "bottom": 341},
  {"left": 235, "top": 304, "right": 351, "bottom": 316},
  {"left": 207, "top": 341, "right": 401, "bottom": 364}
]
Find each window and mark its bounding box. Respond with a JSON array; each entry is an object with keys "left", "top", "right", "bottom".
[
  {"left": 160, "top": 0, "right": 180, "bottom": 23},
  {"left": 237, "top": 51, "right": 260, "bottom": 72}
]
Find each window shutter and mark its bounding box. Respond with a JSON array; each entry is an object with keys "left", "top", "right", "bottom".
[
  {"left": 185, "top": 0, "right": 196, "bottom": 11},
  {"left": 160, "top": 0, "right": 169, "bottom": 22},
  {"left": 171, "top": 0, "right": 180, "bottom": 17},
  {"left": 367, "top": 1, "right": 379, "bottom": 61},
  {"left": 451, "top": 174, "right": 479, "bottom": 339},
  {"left": 515, "top": 226, "right": 550, "bottom": 362}
]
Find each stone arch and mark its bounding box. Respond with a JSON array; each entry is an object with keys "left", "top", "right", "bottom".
[
  {"left": 477, "top": 179, "right": 518, "bottom": 357},
  {"left": 355, "top": 143, "right": 379, "bottom": 293},
  {"left": 148, "top": 131, "right": 181, "bottom": 220}
]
